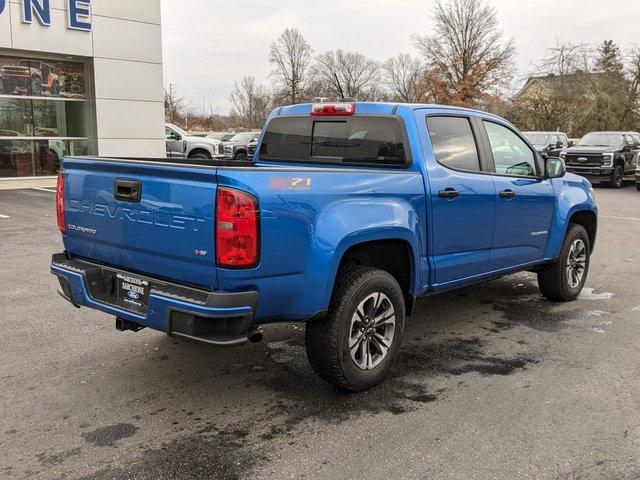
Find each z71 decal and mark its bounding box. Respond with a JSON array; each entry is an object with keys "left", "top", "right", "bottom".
[{"left": 269, "top": 177, "right": 312, "bottom": 191}]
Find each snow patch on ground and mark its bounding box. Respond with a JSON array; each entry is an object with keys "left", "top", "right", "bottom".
[
  {"left": 266, "top": 340, "right": 308, "bottom": 371},
  {"left": 579, "top": 288, "right": 614, "bottom": 301},
  {"left": 584, "top": 310, "right": 609, "bottom": 317}
]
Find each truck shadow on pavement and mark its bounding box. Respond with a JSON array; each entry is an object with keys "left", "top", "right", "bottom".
[{"left": 73, "top": 273, "right": 595, "bottom": 480}]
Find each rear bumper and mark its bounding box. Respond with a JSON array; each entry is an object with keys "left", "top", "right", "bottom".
[{"left": 50, "top": 253, "right": 258, "bottom": 346}]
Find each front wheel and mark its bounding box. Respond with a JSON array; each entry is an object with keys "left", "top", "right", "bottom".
[
  {"left": 305, "top": 266, "right": 405, "bottom": 391},
  {"left": 537, "top": 224, "right": 590, "bottom": 301},
  {"left": 609, "top": 165, "right": 624, "bottom": 188},
  {"left": 234, "top": 152, "right": 248, "bottom": 161},
  {"left": 189, "top": 153, "right": 210, "bottom": 160}
]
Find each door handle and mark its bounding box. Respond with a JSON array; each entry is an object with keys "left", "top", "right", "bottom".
[
  {"left": 114, "top": 179, "right": 141, "bottom": 203},
  {"left": 499, "top": 189, "right": 516, "bottom": 200},
  {"left": 438, "top": 188, "right": 460, "bottom": 199}
]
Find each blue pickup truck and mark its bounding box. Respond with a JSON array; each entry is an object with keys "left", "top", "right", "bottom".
[{"left": 51, "top": 102, "right": 598, "bottom": 391}]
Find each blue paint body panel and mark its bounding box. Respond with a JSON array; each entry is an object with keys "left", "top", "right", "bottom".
[{"left": 53, "top": 103, "right": 598, "bottom": 334}]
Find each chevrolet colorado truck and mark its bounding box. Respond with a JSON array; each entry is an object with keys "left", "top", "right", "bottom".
[
  {"left": 51, "top": 102, "right": 598, "bottom": 391},
  {"left": 560, "top": 131, "right": 639, "bottom": 188}
]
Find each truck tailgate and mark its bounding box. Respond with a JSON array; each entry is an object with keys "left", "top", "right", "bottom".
[{"left": 62, "top": 157, "right": 219, "bottom": 290}]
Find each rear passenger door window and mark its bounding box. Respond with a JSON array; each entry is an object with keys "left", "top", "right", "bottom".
[
  {"left": 483, "top": 121, "right": 539, "bottom": 177},
  {"left": 426, "top": 116, "right": 481, "bottom": 172}
]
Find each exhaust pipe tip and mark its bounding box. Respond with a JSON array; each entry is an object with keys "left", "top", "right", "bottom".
[{"left": 247, "top": 327, "right": 263, "bottom": 344}]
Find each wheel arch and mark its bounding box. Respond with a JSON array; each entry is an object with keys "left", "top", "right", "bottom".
[
  {"left": 330, "top": 236, "right": 418, "bottom": 316},
  {"left": 187, "top": 147, "right": 212, "bottom": 159},
  {"left": 568, "top": 209, "right": 597, "bottom": 252}
]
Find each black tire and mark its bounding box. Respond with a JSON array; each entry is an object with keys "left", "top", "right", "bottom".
[
  {"left": 537, "top": 224, "right": 591, "bottom": 301},
  {"left": 609, "top": 165, "right": 624, "bottom": 188},
  {"left": 305, "top": 266, "right": 405, "bottom": 392},
  {"left": 636, "top": 183, "right": 640, "bottom": 191},
  {"left": 31, "top": 76, "right": 43, "bottom": 95},
  {"left": 235, "top": 152, "right": 248, "bottom": 161},
  {"left": 188, "top": 152, "right": 210, "bottom": 160}
]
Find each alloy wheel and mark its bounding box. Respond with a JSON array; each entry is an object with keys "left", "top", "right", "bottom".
[
  {"left": 566, "top": 239, "right": 587, "bottom": 288},
  {"left": 348, "top": 292, "right": 396, "bottom": 371}
]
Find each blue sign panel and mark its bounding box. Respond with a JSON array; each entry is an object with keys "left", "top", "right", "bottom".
[
  {"left": 22, "top": 0, "right": 52, "bottom": 26},
  {"left": 0, "top": 0, "right": 92, "bottom": 31},
  {"left": 68, "top": 0, "right": 91, "bottom": 32}
]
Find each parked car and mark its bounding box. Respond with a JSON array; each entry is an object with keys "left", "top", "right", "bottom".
[
  {"left": 207, "top": 132, "right": 237, "bottom": 142},
  {"left": 0, "top": 59, "right": 61, "bottom": 96},
  {"left": 246, "top": 134, "right": 260, "bottom": 159},
  {"left": 523, "top": 131, "right": 571, "bottom": 158},
  {"left": 222, "top": 132, "right": 260, "bottom": 160},
  {"left": 560, "top": 131, "right": 639, "bottom": 188},
  {"left": 165, "top": 123, "right": 224, "bottom": 160},
  {"left": 51, "top": 102, "right": 597, "bottom": 391}
]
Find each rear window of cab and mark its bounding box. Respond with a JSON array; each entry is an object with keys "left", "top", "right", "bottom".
[{"left": 259, "top": 116, "right": 409, "bottom": 167}]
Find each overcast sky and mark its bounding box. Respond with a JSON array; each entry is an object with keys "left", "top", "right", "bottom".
[{"left": 160, "top": 0, "right": 640, "bottom": 115}]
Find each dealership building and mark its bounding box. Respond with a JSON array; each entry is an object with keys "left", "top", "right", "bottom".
[{"left": 0, "top": 0, "right": 165, "bottom": 184}]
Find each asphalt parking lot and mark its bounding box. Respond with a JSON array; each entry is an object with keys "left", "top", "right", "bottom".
[{"left": 1, "top": 184, "right": 640, "bottom": 480}]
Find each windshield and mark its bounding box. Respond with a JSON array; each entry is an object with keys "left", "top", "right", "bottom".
[
  {"left": 229, "top": 132, "right": 256, "bottom": 143},
  {"left": 578, "top": 133, "right": 623, "bottom": 147},
  {"left": 523, "top": 133, "right": 549, "bottom": 146},
  {"left": 168, "top": 124, "right": 188, "bottom": 137}
]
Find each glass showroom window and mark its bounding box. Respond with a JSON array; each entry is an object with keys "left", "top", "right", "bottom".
[{"left": 0, "top": 55, "right": 91, "bottom": 178}]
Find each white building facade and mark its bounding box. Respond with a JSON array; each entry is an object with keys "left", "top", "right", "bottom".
[{"left": 0, "top": 0, "right": 165, "bottom": 181}]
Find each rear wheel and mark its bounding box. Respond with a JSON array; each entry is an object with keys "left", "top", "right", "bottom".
[
  {"left": 537, "top": 224, "right": 590, "bottom": 301},
  {"left": 305, "top": 266, "right": 405, "bottom": 391},
  {"left": 609, "top": 165, "right": 624, "bottom": 188}
]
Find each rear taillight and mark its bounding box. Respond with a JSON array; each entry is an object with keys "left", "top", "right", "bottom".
[
  {"left": 311, "top": 102, "right": 355, "bottom": 116},
  {"left": 56, "top": 172, "right": 65, "bottom": 233},
  {"left": 216, "top": 187, "right": 259, "bottom": 268}
]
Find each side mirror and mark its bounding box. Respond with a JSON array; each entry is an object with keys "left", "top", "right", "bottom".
[
  {"left": 545, "top": 157, "right": 566, "bottom": 179},
  {"left": 171, "top": 133, "right": 181, "bottom": 141},
  {"left": 568, "top": 140, "right": 574, "bottom": 147},
  {"left": 555, "top": 141, "right": 563, "bottom": 149}
]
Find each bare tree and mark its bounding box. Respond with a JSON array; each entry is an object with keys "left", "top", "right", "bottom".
[
  {"left": 229, "top": 77, "right": 272, "bottom": 129},
  {"left": 164, "top": 83, "right": 190, "bottom": 125},
  {"left": 412, "top": 0, "right": 515, "bottom": 107},
  {"left": 269, "top": 28, "right": 314, "bottom": 104},
  {"left": 383, "top": 54, "right": 426, "bottom": 103},
  {"left": 625, "top": 46, "right": 640, "bottom": 124},
  {"left": 314, "top": 50, "right": 380, "bottom": 100},
  {"left": 534, "top": 40, "right": 593, "bottom": 76}
]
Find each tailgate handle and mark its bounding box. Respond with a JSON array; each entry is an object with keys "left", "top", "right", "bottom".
[{"left": 114, "top": 179, "right": 141, "bottom": 203}]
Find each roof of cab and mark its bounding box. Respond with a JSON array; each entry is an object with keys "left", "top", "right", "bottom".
[{"left": 273, "top": 102, "right": 504, "bottom": 122}]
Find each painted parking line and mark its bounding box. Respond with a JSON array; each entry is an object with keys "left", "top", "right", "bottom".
[
  {"left": 601, "top": 215, "right": 640, "bottom": 222},
  {"left": 31, "top": 188, "right": 57, "bottom": 193},
  {"left": 0, "top": 214, "right": 10, "bottom": 219}
]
